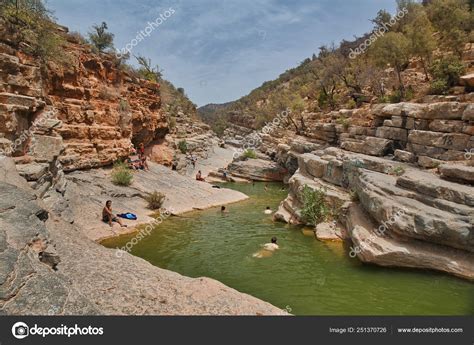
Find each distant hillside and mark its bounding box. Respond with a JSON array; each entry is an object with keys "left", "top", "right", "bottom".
[
  {"left": 197, "top": 0, "right": 473, "bottom": 135},
  {"left": 197, "top": 102, "right": 233, "bottom": 136}
]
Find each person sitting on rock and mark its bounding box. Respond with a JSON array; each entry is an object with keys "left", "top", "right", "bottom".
[
  {"left": 102, "top": 200, "right": 127, "bottom": 228},
  {"left": 196, "top": 170, "right": 205, "bottom": 181},
  {"left": 264, "top": 206, "right": 273, "bottom": 214},
  {"left": 140, "top": 155, "right": 149, "bottom": 171}
]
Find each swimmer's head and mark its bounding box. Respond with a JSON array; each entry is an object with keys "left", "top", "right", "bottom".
[
  {"left": 266, "top": 206, "right": 270, "bottom": 210},
  {"left": 271, "top": 237, "right": 277, "bottom": 244},
  {"left": 221, "top": 206, "right": 226, "bottom": 211}
]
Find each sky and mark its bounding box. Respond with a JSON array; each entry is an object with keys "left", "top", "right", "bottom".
[{"left": 47, "top": 0, "right": 397, "bottom": 106}]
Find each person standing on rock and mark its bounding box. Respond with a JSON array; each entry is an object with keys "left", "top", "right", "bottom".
[
  {"left": 102, "top": 200, "right": 127, "bottom": 228},
  {"left": 138, "top": 143, "right": 145, "bottom": 158}
]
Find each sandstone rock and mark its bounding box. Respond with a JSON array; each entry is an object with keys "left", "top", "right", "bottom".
[
  {"left": 417, "top": 155, "right": 443, "bottom": 168},
  {"left": 16, "top": 162, "right": 49, "bottom": 181},
  {"left": 341, "top": 137, "right": 392, "bottom": 156},
  {"left": 228, "top": 158, "right": 286, "bottom": 181},
  {"left": 428, "top": 120, "right": 465, "bottom": 133},
  {"left": 394, "top": 149, "right": 415, "bottom": 163},
  {"left": 376, "top": 126, "right": 408, "bottom": 142},
  {"left": 408, "top": 130, "right": 470, "bottom": 151},
  {"left": 355, "top": 169, "right": 474, "bottom": 252},
  {"left": 347, "top": 205, "right": 473, "bottom": 281},
  {"left": 439, "top": 164, "right": 474, "bottom": 184},
  {"left": 30, "top": 135, "right": 64, "bottom": 163},
  {"left": 460, "top": 73, "right": 474, "bottom": 88},
  {"left": 315, "top": 222, "right": 346, "bottom": 241},
  {"left": 463, "top": 104, "right": 474, "bottom": 121},
  {"left": 372, "top": 102, "right": 426, "bottom": 118},
  {"left": 298, "top": 153, "right": 326, "bottom": 178}
]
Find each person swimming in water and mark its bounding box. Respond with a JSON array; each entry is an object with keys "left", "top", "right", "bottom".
[
  {"left": 264, "top": 206, "right": 272, "bottom": 215},
  {"left": 253, "top": 237, "right": 279, "bottom": 258},
  {"left": 221, "top": 206, "right": 229, "bottom": 213},
  {"left": 263, "top": 237, "right": 279, "bottom": 251}
]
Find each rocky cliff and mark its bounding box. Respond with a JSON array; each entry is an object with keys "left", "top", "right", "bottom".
[{"left": 0, "top": 21, "right": 169, "bottom": 173}]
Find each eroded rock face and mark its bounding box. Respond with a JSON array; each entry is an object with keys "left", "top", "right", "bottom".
[
  {"left": 274, "top": 147, "right": 474, "bottom": 280},
  {"left": 0, "top": 37, "right": 168, "bottom": 172}
]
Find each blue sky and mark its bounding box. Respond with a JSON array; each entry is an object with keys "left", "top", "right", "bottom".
[{"left": 47, "top": 0, "right": 397, "bottom": 106}]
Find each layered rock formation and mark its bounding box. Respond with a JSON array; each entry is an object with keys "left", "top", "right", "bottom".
[
  {"left": 0, "top": 27, "right": 168, "bottom": 173},
  {"left": 273, "top": 145, "right": 474, "bottom": 281}
]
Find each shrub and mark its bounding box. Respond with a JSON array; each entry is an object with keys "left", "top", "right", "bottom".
[
  {"left": 430, "top": 79, "right": 449, "bottom": 95},
  {"left": 145, "top": 191, "right": 166, "bottom": 210},
  {"left": 178, "top": 140, "right": 187, "bottom": 154},
  {"left": 87, "top": 22, "right": 114, "bottom": 52},
  {"left": 111, "top": 161, "right": 133, "bottom": 186},
  {"left": 389, "top": 90, "right": 403, "bottom": 104},
  {"left": 346, "top": 99, "right": 357, "bottom": 109},
  {"left": 300, "top": 185, "right": 331, "bottom": 226},
  {"left": 169, "top": 116, "right": 176, "bottom": 129},
  {"left": 429, "top": 56, "right": 465, "bottom": 88},
  {"left": 390, "top": 166, "right": 406, "bottom": 176},
  {"left": 336, "top": 116, "right": 350, "bottom": 130},
  {"left": 243, "top": 149, "right": 257, "bottom": 159}
]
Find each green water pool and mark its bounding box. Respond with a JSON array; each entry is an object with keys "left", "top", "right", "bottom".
[{"left": 102, "top": 182, "right": 474, "bottom": 315}]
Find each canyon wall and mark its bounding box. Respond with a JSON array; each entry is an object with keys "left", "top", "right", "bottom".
[{"left": 0, "top": 23, "right": 168, "bottom": 173}]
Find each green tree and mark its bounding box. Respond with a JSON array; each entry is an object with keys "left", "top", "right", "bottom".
[
  {"left": 427, "top": 0, "right": 471, "bottom": 56},
  {"left": 369, "top": 32, "right": 411, "bottom": 93},
  {"left": 403, "top": 6, "right": 437, "bottom": 80},
  {"left": 135, "top": 55, "right": 163, "bottom": 82},
  {"left": 371, "top": 9, "right": 392, "bottom": 30},
  {"left": 88, "top": 22, "right": 114, "bottom": 52}
]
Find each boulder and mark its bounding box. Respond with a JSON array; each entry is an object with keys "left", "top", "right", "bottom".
[
  {"left": 16, "top": 162, "right": 49, "bottom": 181},
  {"left": 30, "top": 135, "right": 64, "bottom": 163},
  {"left": 417, "top": 155, "right": 443, "bottom": 169},
  {"left": 315, "top": 221, "right": 346, "bottom": 241},
  {"left": 394, "top": 149, "right": 415, "bottom": 163}
]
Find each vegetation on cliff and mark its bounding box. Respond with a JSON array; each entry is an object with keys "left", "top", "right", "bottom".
[{"left": 0, "top": 0, "right": 197, "bottom": 123}]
